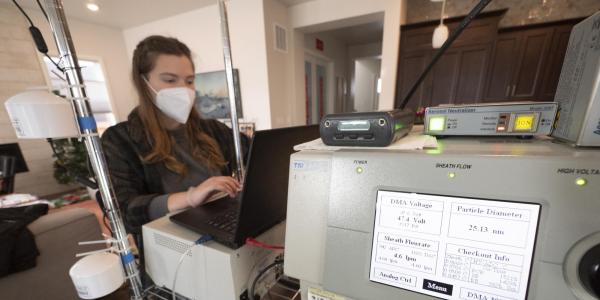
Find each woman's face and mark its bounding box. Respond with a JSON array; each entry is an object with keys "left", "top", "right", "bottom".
[{"left": 146, "top": 54, "right": 195, "bottom": 93}]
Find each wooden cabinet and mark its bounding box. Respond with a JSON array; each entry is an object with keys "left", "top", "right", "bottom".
[
  {"left": 512, "top": 27, "right": 553, "bottom": 99},
  {"left": 483, "top": 31, "right": 520, "bottom": 101},
  {"left": 538, "top": 24, "right": 574, "bottom": 101},
  {"left": 429, "top": 50, "right": 459, "bottom": 106},
  {"left": 397, "top": 51, "right": 430, "bottom": 110},
  {"left": 395, "top": 12, "right": 583, "bottom": 109},
  {"left": 395, "top": 10, "right": 502, "bottom": 110},
  {"left": 483, "top": 27, "right": 553, "bottom": 102},
  {"left": 429, "top": 44, "right": 491, "bottom": 106},
  {"left": 453, "top": 45, "right": 491, "bottom": 103}
]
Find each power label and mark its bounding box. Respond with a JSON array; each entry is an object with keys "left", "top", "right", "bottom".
[{"left": 307, "top": 287, "right": 346, "bottom": 300}]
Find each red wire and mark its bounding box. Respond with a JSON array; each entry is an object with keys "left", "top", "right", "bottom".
[{"left": 245, "top": 237, "right": 284, "bottom": 250}]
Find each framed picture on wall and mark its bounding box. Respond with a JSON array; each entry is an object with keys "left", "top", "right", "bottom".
[{"left": 194, "top": 69, "right": 243, "bottom": 119}]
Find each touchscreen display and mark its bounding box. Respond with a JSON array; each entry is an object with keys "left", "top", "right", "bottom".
[{"left": 369, "top": 190, "right": 541, "bottom": 300}]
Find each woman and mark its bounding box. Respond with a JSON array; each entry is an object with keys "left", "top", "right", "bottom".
[{"left": 102, "top": 35, "right": 248, "bottom": 234}]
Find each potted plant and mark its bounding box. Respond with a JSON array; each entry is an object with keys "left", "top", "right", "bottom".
[{"left": 49, "top": 138, "right": 97, "bottom": 201}]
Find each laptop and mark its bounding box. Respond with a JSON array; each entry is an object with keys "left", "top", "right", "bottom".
[{"left": 170, "top": 125, "right": 319, "bottom": 249}]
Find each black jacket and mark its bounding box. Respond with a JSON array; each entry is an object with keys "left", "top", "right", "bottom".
[{"left": 101, "top": 109, "right": 249, "bottom": 234}]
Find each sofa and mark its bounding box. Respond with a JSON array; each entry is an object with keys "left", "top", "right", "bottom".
[{"left": 0, "top": 208, "right": 103, "bottom": 300}]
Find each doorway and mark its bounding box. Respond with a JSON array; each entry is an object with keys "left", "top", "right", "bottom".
[
  {"left": 304, "top": 54, "right": 331, "bottom": 125},
  {"left": 353, "top": 57, "right": 381, "bottom": 112},
  {"left": 42, "top": 56, "right": 117, "bottom": 134},
  {"left": 301, "top": 17, "right": 384, "bottom": 116}
]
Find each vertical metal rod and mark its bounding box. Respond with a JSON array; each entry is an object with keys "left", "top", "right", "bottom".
[
  {"left": 42, "top": 1, "right": 144, "bottom": 299},
  {"left": 218, "top": 0, "right": 245, "bottom": 184}
]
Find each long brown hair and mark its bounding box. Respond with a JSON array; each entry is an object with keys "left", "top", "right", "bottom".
[{"left": 131, "top": 35, "right": 226, "bottom": 175}]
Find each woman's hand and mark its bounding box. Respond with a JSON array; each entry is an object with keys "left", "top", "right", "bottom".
[
  {"left": 188, "top": 176, "right": 241, "bottom": 207},
  {"left": 167, "top": 176, "right": 241, "bottom": 211}
]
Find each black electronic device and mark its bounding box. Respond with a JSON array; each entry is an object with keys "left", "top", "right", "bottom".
[
  {"left": 0, "top": 143, "right": 29, "bottom": 194},
  {"left": 0, "top": 143, "right": 28, "bottom": 174},
  {"left": 170, "top": 125, "right": 319, "bottom": 249},
  {"left": 319, "top": 109, "right": 415, "bottom": 147}
]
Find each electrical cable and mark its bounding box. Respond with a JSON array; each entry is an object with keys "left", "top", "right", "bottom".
[
  {"left": 245, "top": 255, "right": 272, "bottom": 298},
  {"left": 245, "top": 237, "right": 284, "bottom": 250},
  {"left": 171, "top": 235, "right": 213, "bottom": 300},
  {"left": 46, "top": 137, "right": 69, "bottom": 175},
  {"left": 35, "top": 0, "right": 49, "bottom": 21},
  {"left": 46, "top": 138, "right": 114, "bottom": 236},
  {"left": 171, "top": 247, "right": 193, "bottom": 300},
  {"left": 11, "top": 0, "right": 33, "bottom": 26},
  {"left": 51, "top": 68, "right": 67, "bottom": 82},
  {"left": 47, "top": 137, "right": 58, "bottom": 156},
  {"left": 249, "top": 258, "right": 283, "bottom": 300},
  {"left": 45, "top": 53, "right": 65, "bottom": 73},
  {"left": 11, "top": 0, "right": 65, "bottom": 72},
  {"left": 102, "top": 212, "right": 113, "bottom": 237}
]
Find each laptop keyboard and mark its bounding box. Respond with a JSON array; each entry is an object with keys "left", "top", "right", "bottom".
[{"left": 206, "top": 209, "right": 239, "bottom": 233}]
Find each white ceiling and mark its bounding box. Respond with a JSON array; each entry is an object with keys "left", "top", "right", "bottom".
[
  {"left": 4, "top": 0, "right": 219, "bottom": 29},
  {"left": 4, "top": 0, "right": 319, "bottom": 29},
  {"left": 319, "top": 20, "right": 384, "bottom": 45}
]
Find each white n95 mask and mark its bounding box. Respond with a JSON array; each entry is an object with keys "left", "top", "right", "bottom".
[{"left": 144, "top": 77, "right": 196, "bottom": 124}]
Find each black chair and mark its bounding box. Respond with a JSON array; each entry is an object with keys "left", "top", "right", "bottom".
[
  {"left": 0, "top": 143, "right": 29, "bottom": 195},
  {"left": 0, "top": 156, "right": 16, "bottom": 195}
]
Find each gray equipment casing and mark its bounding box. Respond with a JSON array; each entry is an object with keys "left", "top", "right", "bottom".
[
  {"left": 143, "top": 216, "right": 284, "bottom": 300},
  {"left": 284, "top": 136, "right": 600, "bottom": 300},
  {"left": 423, "top": 102, "right": 558, "bottom": 136},
  {"left": 552, "top": 11, "right": 600, "bottom": 147}
]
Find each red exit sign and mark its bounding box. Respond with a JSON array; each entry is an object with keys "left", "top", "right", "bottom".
[{"left": 316, "top": 38, "right": 324, "bottom": 51}]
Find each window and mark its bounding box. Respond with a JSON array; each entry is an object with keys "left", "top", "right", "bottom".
[{"left": 43, "top": 57, "right": 116, "bottom": 134}]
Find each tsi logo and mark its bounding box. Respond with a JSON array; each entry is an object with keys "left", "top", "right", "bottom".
[{"left": 292, "top": 161, "right": 305, "bottom": 169}]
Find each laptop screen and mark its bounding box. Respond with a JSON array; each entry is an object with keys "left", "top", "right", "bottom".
[{"left": 236, "top": 125, "right": 319, "bottom": 240}]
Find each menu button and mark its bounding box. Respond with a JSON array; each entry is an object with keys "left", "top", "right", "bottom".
[{"left": 423, "top": 279, "right": 453, "bottom": 296}]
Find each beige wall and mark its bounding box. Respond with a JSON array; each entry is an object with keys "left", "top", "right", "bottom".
[
  {"left": 1, "top": 3, "right": 135, "bottom": 197},
  {"left": 229, "top": 0, "right": 272, "bottom": 130},
  {"left": 122, "top": 5, "right": 223, "bottom": 78},
  {"left": 120, "top": 0, "right": 406, "bottom": 129},
  {"left": 303, "top": 32, "right": 348, "bottom": 115},
  {"left": 290, "top": 29, "right": 307, "bottom": 125},
  {"left": 26, "top": 9, "right": 137, "bottom": 123},
  {"left": 122, "top": 0, "right": 273, "bottom": 130},
  {"left": 289, "top": 0, "right": 405, "bottom": 115},
  {"left": 379, "top": 0, "right": 404, "bottom": 111},
  {"left": 263, "top": 0, "right": 297, "bottom": 128},
  {"left": 0, "top": 3, "right": 74, "bottom": 196},
  {"left": 303, "top": 33, "right": 348, "bottom": 79},
  {"left": 0, "top": 0, "right": 407, "bottom": 196}
]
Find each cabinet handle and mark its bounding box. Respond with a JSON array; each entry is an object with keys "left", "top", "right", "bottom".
[
  {"left": 505, "top": 85, "right": 510, "bottom": 97},
  {"left": 511, "top": 84, "right": 516, "bottom": 96}
]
